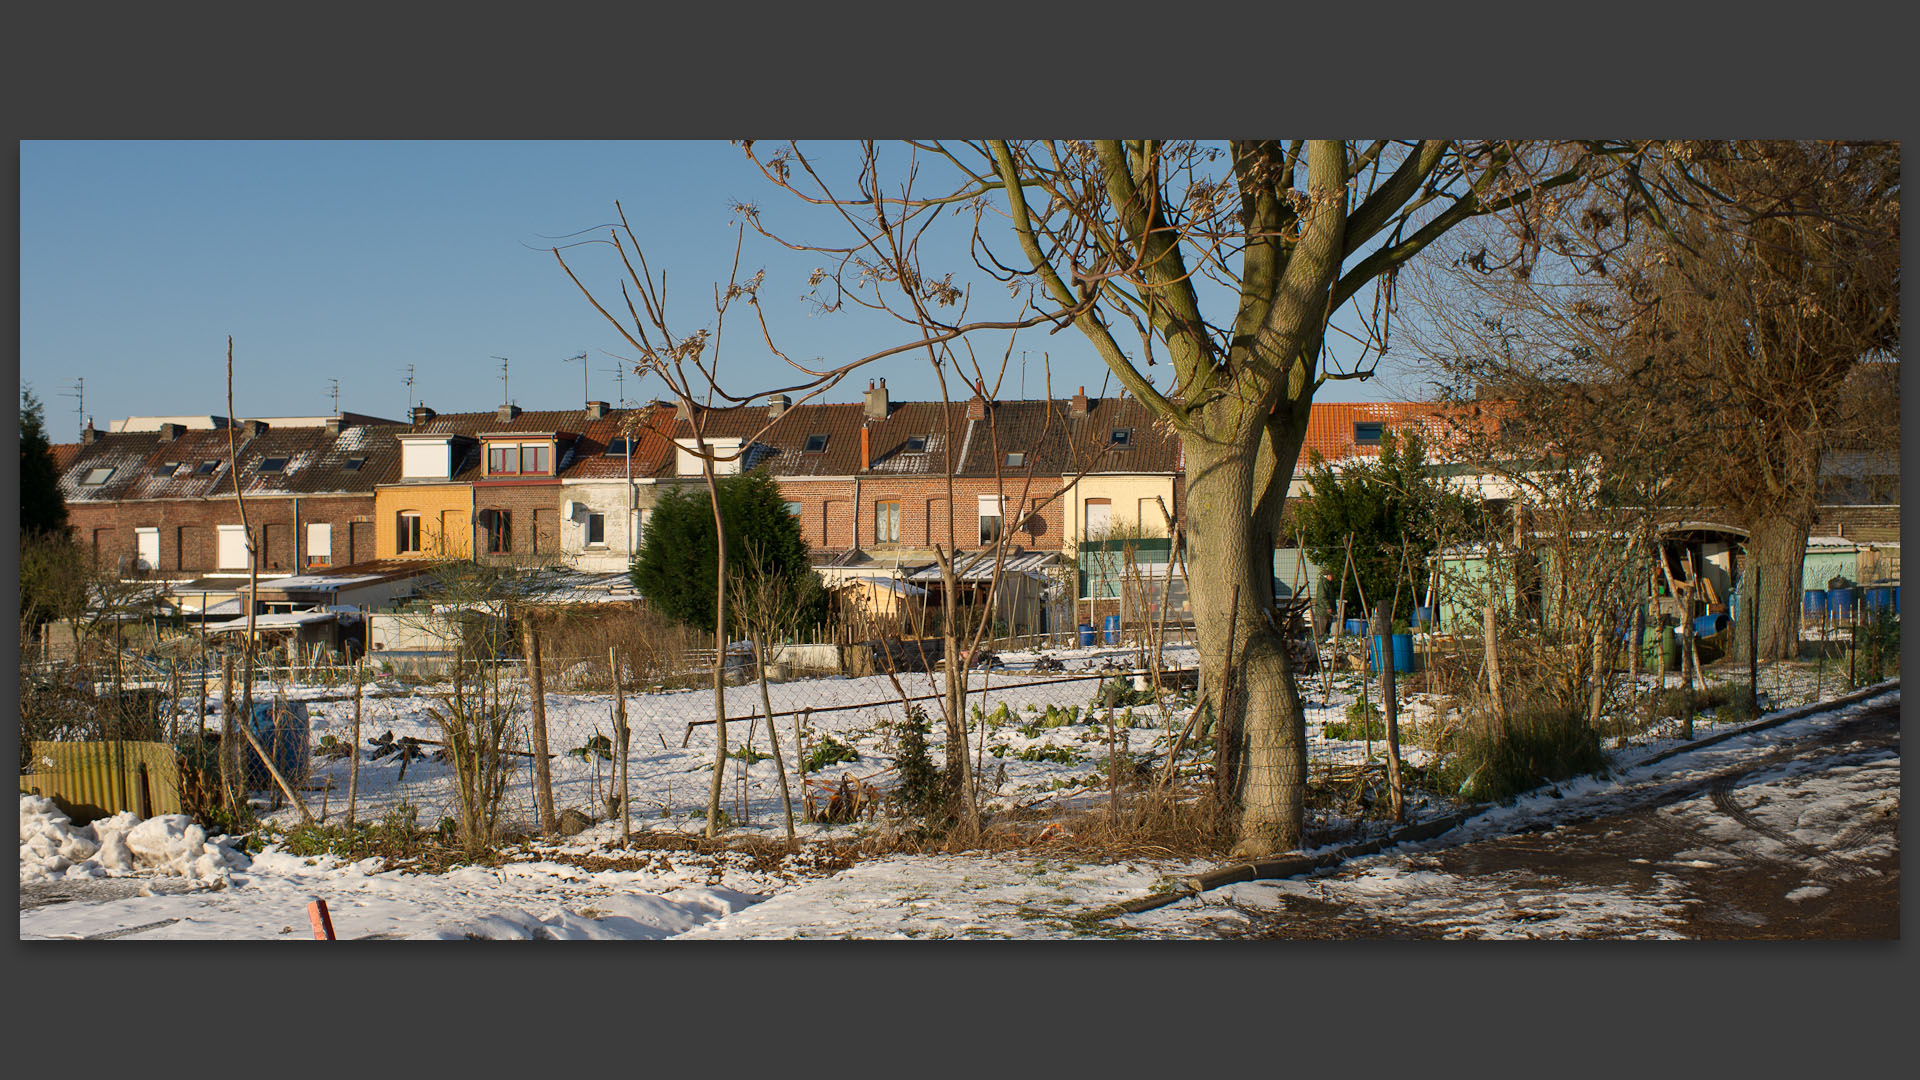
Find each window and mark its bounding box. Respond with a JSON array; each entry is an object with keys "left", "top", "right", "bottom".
[
  {"left": 135, "top": 527, "right": 159, "bottom": 571},
  {"left": 306, "top": 523, "right": 332, "bottom": 566},
  {"left": 217, "top": 524, "right": 250, "bottom": 569},
  {"left": 586, "top": 513, "right": 605, "bottom": 546},
  {"left": 489, "top": 444, "right": 521, "bottom": 474},
  {"left": 1110, "top": 428, "right": 1132, "bottom": 447},
  {"left": 343, "top": 457, "right": 365, "bottom": 471},
  {"left": 803, "top": 434, "right": 829, "bottom": 453},
  {"left": 876, "top": 500, "right": 901, "bottom": 544},
  {"left": 604, "top": 438, "right": 629, "bottom": 456},
  {"left": 195, "top": 461, "right": 219, "bottom": 475},
  {"left": 1353, "top": 422, "right": 1384, "bottom": 446},
  {"left": 1005, "top": 452, "right": 1026, "bottom": 468},
  {"left": 257, "top": 457, "right": 288, "bottom": 473},
  {"left": 396, "top": 512, "right": 422, "bottom": 554},
  {"left": 154, "top": 462, "right": 180, "bottom": 477},
  {"left": 521, "top": 443, "right": 550, "bottom": 474},
  {"left": 785, "top": 501, "right": 804, "bottom": 517},
  {"left": 83, "top": 467, "right": 115, "bottom": 485},
  {"left": 978, "top": 495, "right": 1003, "bottom": 545},
  {"left": 482, "top": 510, "right": 513, "bottom": 554},
  {"left": 904, "top": 435, "right": 928, "bottom": 453},
  {"left": 1085, "top": 498, "right": 1111, "bottom": 538}
]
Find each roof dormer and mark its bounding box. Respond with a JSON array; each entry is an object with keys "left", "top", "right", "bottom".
[
  {"left": 481, "top": 432, "right": 563, "bottom": 478},
  {"left": 397, "top": 433, "right": 459, "bottom": 481}
]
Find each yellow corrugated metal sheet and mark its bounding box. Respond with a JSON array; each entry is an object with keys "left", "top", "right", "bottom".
[{"left": 20, "top": 741, "right": 183, "bottom": 823}]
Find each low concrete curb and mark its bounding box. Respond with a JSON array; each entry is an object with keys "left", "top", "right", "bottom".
[{"left": 1088, "top": 679, "right": 1899, "bottom": 924}]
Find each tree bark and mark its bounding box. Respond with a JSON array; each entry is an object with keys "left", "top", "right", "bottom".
[
  {"left": 523, "top": 618, "right": 556, "bottom": 834},
  {"left": 1373, "top": 608, "right": 1403, "bottom": 823},
  {"left": 1735, "top": 512, "right": 1808, "bottom": 663}
]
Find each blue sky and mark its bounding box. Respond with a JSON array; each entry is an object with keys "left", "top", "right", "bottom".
[{"left": 21, "top": 141, "right": 1422, "bottom": 439}]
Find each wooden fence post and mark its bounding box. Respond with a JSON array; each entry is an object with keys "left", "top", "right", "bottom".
[
  {"left": 524, "top": 618, "right": 556, "bottom": 835},
  {"left": 1484, "top": 605, "right": 1506, "bottom": 726}
]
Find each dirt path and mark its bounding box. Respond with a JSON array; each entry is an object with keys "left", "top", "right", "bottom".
[{"left": 1208, "top": 702, "right": 1899, "bottom": 940}]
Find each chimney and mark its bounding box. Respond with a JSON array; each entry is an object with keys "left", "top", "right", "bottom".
[
  {"left": 496, "top": 403, "right": 521, "bottom": 422},
  {"left": 586, "top": 400, "right": 610, "bottom": 420},
  {"left": 675, "top": 400, "right": 692, "bottom": 421},
  {"left": 159, "top": 422, "right": 186, "bottom": 441},
  {"left": 244, "top": 420, "right": 269, "bottom": 438},
  {"left": 324, "top": 416, "right": 342, "bottom": 435},
  {"left": 864, "top": 378, "right": 889, "bottom": 421},
  {"left": 411, "top": 404, "right": 436, "bottom": 426},
  {"left": 966, "top": 380, "right": 989, "bottom": 421},
  {"left": 81, "top": 421, "right": 99, "bottom": 445},
  {"left": 768, "top": 393, "right": 791, "bottom": 419},
  {"left": 860, "top": 424, "right": 871, "bottom": 472},
  {"left": 1071, "top": 386, "right": 1089, "bottom": 419}
]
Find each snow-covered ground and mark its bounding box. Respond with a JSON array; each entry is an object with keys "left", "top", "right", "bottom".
[{"left": 19, "top": 636, "right": 1894, "bottom": 940}]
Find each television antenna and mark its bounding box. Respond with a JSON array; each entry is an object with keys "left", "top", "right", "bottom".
[
  {"left": 561, "top": 351, "right": 589, "bottom": 407},
  {"left": 403, "top": 364, "right": 416, "bottom": 415},
  {"left": 604, "top": 363, "right": 629, "bottom": 408},
  {"left": 493, "top": 356, "right": 510, "bottom": 405},
  {"left": 61, "top": 378, "right": 84, "bottom": 438},
  {"left": 327, "top": 377, "right": 340, "bottom": 416}
]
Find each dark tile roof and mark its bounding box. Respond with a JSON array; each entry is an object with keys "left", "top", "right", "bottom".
[{"left": 55, "top": 421, "right": 407, "bottom": 502}]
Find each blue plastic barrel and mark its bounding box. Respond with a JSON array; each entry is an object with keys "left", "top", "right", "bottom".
[
  {"left": 1343, "top": 618, "right": 1369, "bottom": 637},
  {"left": 242, "top": 701, "right": 311, "bottom": 792},
  {"left": 1828, "top": 588, "right": 1857, "bottom": 618},
  {"left": 1368, "top": 633, "right": 1417, "bottom": 673},
  {"left": 1690, "top": 612, "right": 1730, "bottom": 638},
  {"left": 1411, "top": 606, "right": 1437, "bottom": 629},
  {"left": 1078, "top": 623, "right": 1096, "bottom": 647},
  {"left": 1103, "top": 615, "right": 1121, "bottom": 644},
  {"left": 1803, "top": 589, "right": 1827, "bottom": 617},
  {"left": 1863, "top": 586, "right": 1893, "bottom": 612},
  {"left": 1895, "top": 586, "right": 1901, "bottom": 615}
]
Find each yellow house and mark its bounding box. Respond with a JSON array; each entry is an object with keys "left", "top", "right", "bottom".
[
  {"left": 1065, "top": 475, "right": 1177, "bottom": 547},
  {"left": 375, "top": 432, "right": 477, "bottom": 559}
]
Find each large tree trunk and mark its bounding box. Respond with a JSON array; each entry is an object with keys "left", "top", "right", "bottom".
[
  {"left": 1185, "top": 436, "right": 1306, "bottom": 858},
  {"left": 1735, "top": 511, "right": 1809, "bottom": 663}
]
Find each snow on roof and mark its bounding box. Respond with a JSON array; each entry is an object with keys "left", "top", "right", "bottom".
[
  {"left": 255, "top": 573, "right": 388, "bottom": 591},
  {"left": 839, "top": 576, "right": 930, "bottom": 598},
  {"left": 205, "top": 611, "right": 339, "bottom": 632},
  {"left": 1806, "top": 536, "right": 1858, "bottom": 547}
]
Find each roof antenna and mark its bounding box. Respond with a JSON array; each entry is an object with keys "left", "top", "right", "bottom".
[
  {"left": 493, "top": 356, "right": 510, "bottom": 405},
  {"left": 327, "top": 377, "right": 340, "bottom": 416},
  {"left": 62, "top": 377, "right": 84, "bottom": 440},
  {"left": 403, "top": 364, "right": 416, "bottom": 415},
  {"left": 562, "top": 351, "right": 589, "bottom": 407},
  {"left": 605, "top": 363, "right": 628, "bottom": 409}
]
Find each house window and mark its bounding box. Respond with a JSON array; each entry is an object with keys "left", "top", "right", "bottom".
[
  {"left": 489, "top": 445, "right": 521, "bottom": 474},
  {"left": 135, "top": 527, "right": 159, "bottom": 571},
  {"left": 257, "top": 457, "right": 288, "bottom": 473},
  {"left": 307, "top": 523, "right": 332, "bottom": 566},
  {"left": 153, "top": 462, "right": 180, "bottom": 477},
  {"left": 195, "top": 461, "right": 219, "bottom": 475},
  {"left": 482, "top": 510, "right": 513, "bottom": 553},
  {"left": 1006, "top": 452, "right": 1026, "bottom": 468},
  {"left": 343, "top": 457, "right": 365, "bottom": 471},
  {"left": 604, "top": 438, "right": 629, "bottom": 456},
  {"left": 876, "top": 500, "right": 901, "bottom": 544},
  {"left": 978, "top": 495, "right": 1003, "bottom": 546},
  {"left": 396, "top": 511, "right": 422, "bottom": 554},
  {"left": 521, "top": 443, "right": 550, "bottom": 474},
  {"left": 785, "top": 501, "right": 804, "bottom": 517},
  {"left": 83, "top": 467, "right": 115, "bottom": 486},
  {"left": 803, "top": 434, "right": 829, "bottom": 453},
  {"left": 1353, "top": 422, "right": 1384, "bottom": 446},
  {"left": 217, "top": 524, "right": 250, "bottom": 569},
  {"left": 904, "top": 436, "right": 928, "bottom": 453},
  {"left": 1085, "top": 498, "right": 1112, "bottom": 538},
  {"left": 586, "top": 512, "right": 605, "bottom": 546},
  {"left": 1111, "top": 429, "right": 1132, "bottom": 447}
]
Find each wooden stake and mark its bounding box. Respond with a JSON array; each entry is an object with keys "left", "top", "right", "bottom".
[
  {"left": 1374, "top": 608, "right": 1403, "bottom": 823},
  {"left": 1483, "top": 605, "right": 1506, "bottom": 725},
  {"left": 346, "top": 662, "right": 362, "bottom": 828},
  {"left": 307, "top": 899, "right": 336, "bottom": 940},
  {"left": 524, "top": 618, "right": 556, "bottom": 835}
]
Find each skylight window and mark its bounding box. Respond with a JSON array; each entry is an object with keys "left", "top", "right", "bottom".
[
  {"left": 154, "top": 462, "right": 181, "bottom": 476},
  {"left": 83, "top": 467, "right": 115, "bottom": 485},
  {"left": 604, "top": 438, "right": 629, "bottom": 455},
  {"left": 1006, "top": 452, "right": 1026, "bottom": 468},
  {"left": 344, "top": 457, "right": 366, "bottom": 471},
  {"left": 1353, "top": 422, "right": 1384, "bottom": 446},
  {"left": 904, "top": 436, "right": 928, "bottom": 453},
  {"left": 257, "top": 457, "right": 288, "bottom": 473},
  {"left": 195, "top": 461, "right": 220, "bottom": 475},
  {"left": 1110, "top": 428, "right": 1132, "bottom": 447},
  {"left": 803, "top": 434, "right": 830, "bottom": 453}
]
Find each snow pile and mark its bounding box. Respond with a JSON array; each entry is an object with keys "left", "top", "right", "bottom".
[{"left": 20, "top": 796, "right": 250, "bottom": 882}]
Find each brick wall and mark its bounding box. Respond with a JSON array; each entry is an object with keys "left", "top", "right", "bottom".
[
  {"left": 777, "top": 476, "right": 1070, "bottom": 553},
  {"left": 473, "top": 483, "right": 566, "bottom": 557},
  {"left": 63, "top": 494, "right": 377, "bottom": 575}
]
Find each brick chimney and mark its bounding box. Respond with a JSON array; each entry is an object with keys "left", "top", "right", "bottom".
[
  {"left": 864, "top": 378, "right": 889, "bottom": 421},
  {"left": 675, "top": 399, "right": 692, "bottom": 421},
  {"left": 324, "top": 416, "right": 342, "bottom": 435},
  {"left": 81, "top": 421, "right": 99, "bottom": 445},
  {"left": 586, "top": 400, "right": 610, "bottom": 420},
  {"left": 768, "top": 393, "right": 791, "bottom": 419},
  {"left": 860, "top": 424, "right": 871, "bottom": 471},
  {"left": 966, "top": 380, "right": 989, "bottom": 421},
  {"left": 496, "top": 403, "right": 521, "bottom": 422},
  {"left": 411, "top": 404, "right": 436, "bottom": 425},
  {"left": 158, "top": 422, "right": 186, "bottom": 441},
  {"left": 1071, "top": 386, "right": 1089, "bottom": 419},
  {"left": 244, "top": 420, "right": 269, "bottom": 438}
]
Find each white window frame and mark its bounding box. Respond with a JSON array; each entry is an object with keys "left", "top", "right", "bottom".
[
  {"left": 396, "top": 511, "right": 423, "bottom": 554},
  {"left": 134, "top": 527, "right": 159, "bottom": 571},
  {"left": 306, "top": 523, "right": 332, "bottom": 565},
  {"left": 1084, "top": 498, "right": 1112, "bottom": 539},
  {"left": 217, "top": 524, "right": 250, "bottom": 570},
  {"left": 978, "top": 495, "right": 1004, "bottom": 546}
]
